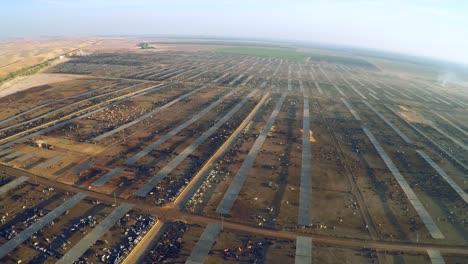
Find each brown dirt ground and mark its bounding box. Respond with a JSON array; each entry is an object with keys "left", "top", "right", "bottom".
[
  {"left": 0, "top": 73, "right": 90, "bottom": 99},
  {"left": 0, "top": 38, "right": 98, "bottom": 78}
]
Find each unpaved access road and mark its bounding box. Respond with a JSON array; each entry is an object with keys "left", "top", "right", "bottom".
[{"left": 1, "top": 164, "right": 468, "bottom": 256}]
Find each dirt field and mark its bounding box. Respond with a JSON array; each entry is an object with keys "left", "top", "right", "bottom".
[{"left": 0, "top": 38, "right": 99, "bottom": 78}]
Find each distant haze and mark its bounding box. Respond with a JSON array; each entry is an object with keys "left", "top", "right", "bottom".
[{"left": 2, "top": 0, "right": 468, "bottom": 65}]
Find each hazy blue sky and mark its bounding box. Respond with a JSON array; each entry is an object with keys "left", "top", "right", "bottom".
[{"left": 2, "top": 0, "right": 468, "bottom": 64}]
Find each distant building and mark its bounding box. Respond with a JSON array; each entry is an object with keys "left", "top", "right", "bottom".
[
  {"left": 34, "top": 140, "right": 52, "bottom": 149},
  {"left": 35, "top": 140, "right": 47, "bottom": 148}
]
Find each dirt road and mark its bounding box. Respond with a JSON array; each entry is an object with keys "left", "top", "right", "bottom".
[{"left": 1, "top": 164, "right": 467, "bottom": 256}]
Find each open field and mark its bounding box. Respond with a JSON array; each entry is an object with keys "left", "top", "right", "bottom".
[
  {"left": 142, "top": 40, "right": 293, "bottom": 48},
  {"left": 0, "top": 40, "right": 467, "bottom": 263},
  {"left": 0, "top": 37, "right": 100, "bottom": 79},
  {"left": 0, "top": 73, "right": 91, "bottom": 99},
  {"left": 217, "top": 47, "right": 377, "bottom": 68}
]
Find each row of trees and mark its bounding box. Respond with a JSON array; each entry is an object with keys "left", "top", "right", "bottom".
[
  {"left": 0, "top": 58, "right": 57, "bottom": 85},
  {"left": 137, "top": 42, "right": 155, "bottom": 49}
]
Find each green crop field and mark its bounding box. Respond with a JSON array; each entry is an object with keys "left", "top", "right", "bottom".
[
  {"left": 216, "top": 47, "right": 376, "bottom": 68},
  {"left": 146, "top": 41, "right": 291, "bottom": 49},
  {"left": 216, "top": 47, "right": 311, "bottom": 60}
]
